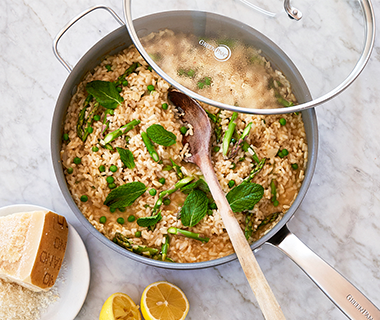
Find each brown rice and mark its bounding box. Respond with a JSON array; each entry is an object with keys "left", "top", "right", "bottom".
[{"left": 60, "top": 39, "right": 307, "bottom": 263}]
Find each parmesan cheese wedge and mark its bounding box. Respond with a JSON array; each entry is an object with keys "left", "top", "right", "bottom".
[{"left": 0, "top": 210, "right": 68, "bottom": 292}]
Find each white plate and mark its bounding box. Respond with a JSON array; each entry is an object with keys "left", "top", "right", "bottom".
[{"left": 0, "top": 204, "right": 90, "bottom": 320}]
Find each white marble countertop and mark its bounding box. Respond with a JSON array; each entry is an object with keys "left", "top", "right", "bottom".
[{"left": 1, "top": 0, "right": 380, "bottom": 319}]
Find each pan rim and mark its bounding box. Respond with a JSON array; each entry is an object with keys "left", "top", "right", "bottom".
[{"left": 51, "top": 12, "right": 318, "bottom": 270}]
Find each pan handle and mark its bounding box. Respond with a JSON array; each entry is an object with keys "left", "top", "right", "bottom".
[
  {"left": 267, "top": 225, "right": 380, "bottom": 319},
  {"left": 53, "top": 5, "right": 124, "bottom": 72}
]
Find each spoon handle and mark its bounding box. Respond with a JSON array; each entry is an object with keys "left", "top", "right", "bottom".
[{"left": 198, "top": 157, "right": 286, "bottom": 320}]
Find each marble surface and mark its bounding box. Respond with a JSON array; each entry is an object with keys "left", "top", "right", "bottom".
[{"left": 0, "top": 0, "right": 379, "bottom": 319}]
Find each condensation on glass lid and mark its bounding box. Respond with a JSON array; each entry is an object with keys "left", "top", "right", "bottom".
[{"left": 142, "top": 29, "right": 297, "bottom": 110}]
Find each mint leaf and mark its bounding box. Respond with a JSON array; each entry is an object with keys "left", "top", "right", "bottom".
[
  {"left": 226, "top": 183, "right": 264, "bottom": 213},
  {"left": 146, "top": 124, "right": 176, "bottom": 146},
  {"left": 104, "top": 181, "right": 146, "bottom": 210},
  {"left": 180, "top": 189, "right": 209, "bottom": 227},
  {"left": 116, "top": 147, "right": 135, "bottom": 169},
  {"left": 86, "top": 80, "right": 124, "bottom": 109},
  {"left": 137, "top": 212, "right": 162, "bottom": 228},
  {"left": 180, "top": 179, "right": 210, "bottom": 194}
]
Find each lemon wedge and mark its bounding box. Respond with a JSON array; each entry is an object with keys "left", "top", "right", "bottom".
[
  {"left": 140, "top": 281, "right": 189, "bottom": 320},
  {"left": 99, "top": 292, "right": 141, "bottom": 320}
]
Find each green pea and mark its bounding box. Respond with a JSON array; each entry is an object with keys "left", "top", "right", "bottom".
[
  {"left": 106, "top": 176, "right": 115, "bottom": 184},
  {"left": 63, "top": 133, "right": 69, "bottom": 141},
  {"left": 122, "top": 80, "right": 128, "bottom": 86},
  {"left": 99, "top": 216, "right": 107, "bottom": 224},
  {"left": 92, "top": 146, "right": 99, "bottom": 152},
  {"left": 213, "top": 146, "right": 220, "bottom": 153},
  {"left": 73, "top": 157, "right": 81, "bottom": 165},
  {"left": 279, "top": 118, "right": 286, "bottom": 126},
  {"left": 110, "top": 207, "right": 116, "bottom": 213},
  {"left": 87, "top": 126, "right": 94, "bottom": 133},
  {"left": 149, "top": 188, "right": 157, "bottom": 196},
  {"left": 116, "top": 86, "right": 122, "bottom": 93},
  {"left": 98, "top": 165, "right": 105, "bottom": 173},
  {"left": 110, "top": 165, "right": 118, "bottom": 172},
  {"left": 118, "top": 207, "right": 126, "bottom": 212},
  {"left": 109, "top": 110, "right": 114, "bottom": 115},
  {"left": 228, "top": 180, "right": 235, "bottom": 188},
  {"left": 94, "top": 115, "right": 101, "bottom": 121},
  {"left": 147, "top": 85, "right": 155, "bottom": 92},
  {"left": 158, "top": 177, "right": 166, "bottom": 185},
  {"left": 273, "top": 200, "right": 279, "bottom": 207},
  {"left": 180, "top": 126, "right": 188, "bottom": 135},
  {"left": 127, "top": 215, "right": 135, "bottom": 222},
  {"left": 282, "top": 149, "right": 289, "bottom": 156},
  {"left": 162, "top": 103, "right": 168, "bottom": 110},
  {"left": 163, "top": 198, "right": 171, "bottom": 206},
  {"left": 67, "top": 167, "right": 73, "bottom": 174},
  {"left": 108, "top": 183, "right": 116, "bottom": 189},
  {"left": 117, "top": 217, "right": 125, "bottom": 224},
  {"left": 80, "top": 195, "right": 88, "bottom": 202},
  {"left": 291, "top": 163, "right": 299, "bottom": 170},
  {"left": 135, "top": 231, "right": 142, "bottom": 238},
  {"left": 105, "top": 64, "right": 112, "bottom": 72}
]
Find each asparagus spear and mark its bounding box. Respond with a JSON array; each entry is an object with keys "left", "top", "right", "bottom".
[
  {"left": 228, "top": 122, "right": 253, "bottom": 158},
  {"left": 82, "top": 102, "right": 100, "bottom": 141},
  {"left": 243, "top": 158, "right": 266, "bottom": 183},
  {"left": 102, "top": 119, "right": 141, "bottom": 145},
  {"left": 244, "top": 211, "right": 254, "bottom": 240},
  {"left": 131, "top": 244, "right": 159, "bottom": 256},
  {"left": 141, "top": 131, "right": 159, "bottom": 162},
  {"left": 241, "top": 142, "right": 260, "bottom": 164},
  {"left": 270, "top": 179, "right": 279, "bottom": 207},
  {"left": 205, "top": 110, "right": 222, "bottom": 143},
  {"left": 76, "top": 94, "right": 93, "bottom": 140},
  {"left": 151, "top": 176, "right": 195, "bottom": 215},
  {"left": 100, "top": 109, "right": 113, "bottom": 138},
  {"left": 114, "top": 62, "right": 140, "bottom": 86},
  {"left": 170, "top": 158, "right": 184, "bottom": 179},
  {"left": 167, "top": 227, "right": 209, "bottom": 243},
  {"left": 257, "top": 212, "right": 280, "bottom": 230},
  {"left": 161, "top": 234, "right": 170, "bottom": 261},
  {"left": 113, "top": 232, "right": 159, "bottom": 256},
  {"left": 222, "top": 112, "right": 238, "bottom": 156}
]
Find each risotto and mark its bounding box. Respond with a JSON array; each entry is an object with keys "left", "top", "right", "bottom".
[{"left": 60, "top": 36, "right": 307, "bottom": 263}]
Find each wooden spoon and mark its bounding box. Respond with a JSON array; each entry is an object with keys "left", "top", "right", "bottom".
[{"left": 169, "top": 89, "right": 286, "bottom": 320}]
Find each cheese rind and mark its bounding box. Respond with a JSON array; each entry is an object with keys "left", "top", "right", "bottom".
[{"left": 0, "top": 211, "right": 68, "bottom": 292}]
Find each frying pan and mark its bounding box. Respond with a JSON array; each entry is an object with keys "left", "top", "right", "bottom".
[{"left": 51, "top": 6, "right": 380, "bottom": 319}]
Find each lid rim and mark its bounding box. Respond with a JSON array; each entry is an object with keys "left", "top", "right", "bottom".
[{"left": 124, "top": 1, "right": 376, "bottom": 115}]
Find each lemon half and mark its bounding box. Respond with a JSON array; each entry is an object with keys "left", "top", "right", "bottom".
[
  {"left": 140, "top": 281, "right": 189, "bottom": 320},
  {"left": 99, "top": 292, "right": 141, "bottom": 320}
]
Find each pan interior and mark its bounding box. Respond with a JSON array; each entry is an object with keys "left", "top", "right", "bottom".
[{"left": 51, "top": 12, "right": 318, "bottom": 270}]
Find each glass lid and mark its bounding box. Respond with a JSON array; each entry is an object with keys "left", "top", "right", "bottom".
[{"left": 123, "top": 0, "right": 375, "bottom": 115}]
